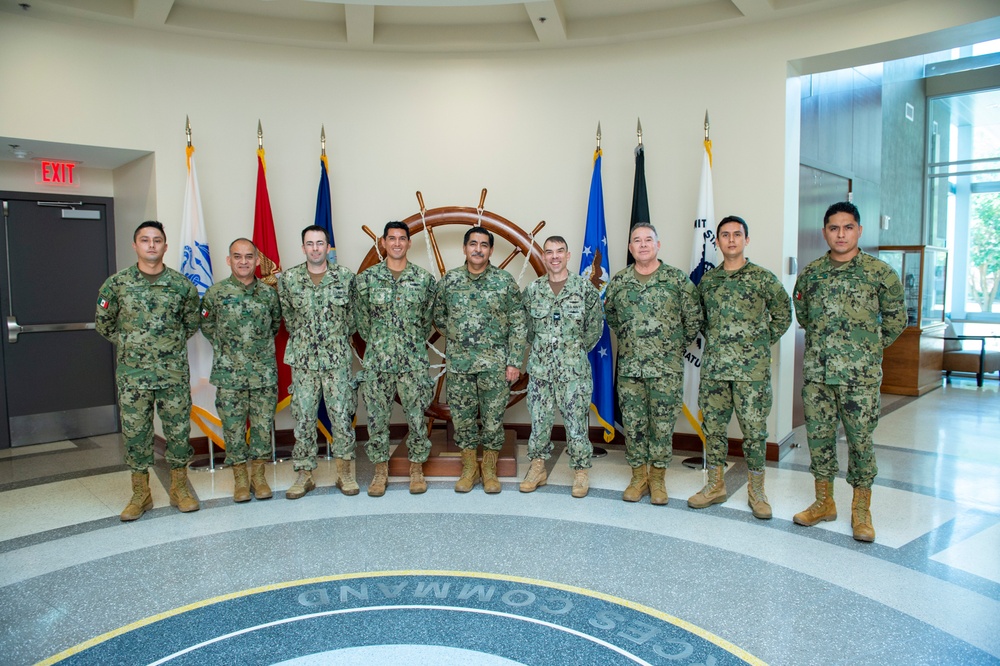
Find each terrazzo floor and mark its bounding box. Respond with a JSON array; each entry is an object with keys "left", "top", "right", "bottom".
[{"left": 1, "top": 376, "right": 998, "bottom": 665}]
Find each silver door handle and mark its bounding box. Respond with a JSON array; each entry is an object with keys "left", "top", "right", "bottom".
[{"left": 6, "top": 316, "right": 95, "bottom": 343}]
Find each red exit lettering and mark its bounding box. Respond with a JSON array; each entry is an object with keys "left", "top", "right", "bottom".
[{"left": 37, "top": 161, "right": 78, "bottom": 187}]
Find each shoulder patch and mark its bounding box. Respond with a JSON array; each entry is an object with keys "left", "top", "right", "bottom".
[{"left": 98, "top": 297, "right": 110, "bottom": 309}]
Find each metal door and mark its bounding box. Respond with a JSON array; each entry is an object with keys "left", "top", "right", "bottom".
[{"left": 0, "top": 193, "right": 118, "bottom": 447}]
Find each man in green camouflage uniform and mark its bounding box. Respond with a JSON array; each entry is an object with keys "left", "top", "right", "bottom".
[
  {"left": 200, "top": 238, "right": 281, "bottom": 503},
  {"left": 433, "top": 227, "right": 527, "bottom": 494},
  {"left": 605, "top": 222, "right": 702, "bottom": 505},
  {"left": 519, "top": 236, "right": 603, "bottom": 498},
  {"left": 278, "top": 225, "right": 357, "bottom": 500},
  {"left": 793, "top": 201, "right": 906, "bottom": 542},
  {"left": 687, "top": 216, "right": 791, "bottom": 519},
  {"left": 354, "top": 221, "right": 437, "bottom": 496},
  {"left": 95, "top": 220, "right": 201, "bottom": 521}
]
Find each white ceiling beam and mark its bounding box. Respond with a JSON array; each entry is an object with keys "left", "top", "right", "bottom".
[
  {"left": 730, "top": 0, "right": 774, "bottom": 19},
  {"left": 523, "top": 1, "right": 565, "bottom": 44},
  {"left": 133, "top": 0, "right": 174, "bottom": 26},
  {"left": 346, "top": 4, "right": 375, "bottom": 46}
]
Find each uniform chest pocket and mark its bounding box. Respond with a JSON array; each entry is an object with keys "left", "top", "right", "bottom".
[{"left": 562, "top": 295, "right": 585, "bottom": 319}]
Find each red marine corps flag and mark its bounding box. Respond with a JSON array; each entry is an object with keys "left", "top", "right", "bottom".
[{"left": 252, "top": 121, "right": 292, "bottom": 413}]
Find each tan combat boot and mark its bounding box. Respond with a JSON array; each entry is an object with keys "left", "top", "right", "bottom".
[
  {"left": 336, "top": 458, "right": 360, "bottom": 496},
  {"left": 120, "top": 471, "right": 153, "bottom": 521},
  {"left": 747, "top": 470, "right": 772, "bottom": 520},
  {"left": 851, "top": 487, "right": 876, "bottom": 542},
  {"left": 232, "top": 463, "right": 251, "bottom": 503},
  {"left": 571, "top": 469, "right": 590, "bottom": 498},
  {"left": 688, "top": 465, "right": 726, "bottom": 509},
  {"left": 168, "top": 467, "right": 200, "bottom": 513},
  {"left": 481, "top": 450, "right": 502, "bottom": 494},
  {"left": 793, "top": 478, "right": 837, "bottom": 526},
  {"left": 409, "top": 462, "right": 427, "bottom": 494},
  {"left": 368, "top": 461, "right": 389, "bottom": 497},
  {"left": 286, "top": 469, "right": 315, "bottom": 500},
  {"left": 519, "top": 459, "right": 547, "bottom": 493},
  {"left": 454, "top": 448, "right": 480, "bottom": 493},
  {"left": 648, "top": 466, "right": 669, "bottom": 505},
  {"left": 622, "top": 465, "right": 649, "bottom": 502},
  {"left": 250, "top": 459, "right": 273, "bottom": 500}
]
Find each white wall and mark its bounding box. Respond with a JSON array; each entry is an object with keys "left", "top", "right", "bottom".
[{"left": 2, "top": 0, "right": 998, "bottom": 441}]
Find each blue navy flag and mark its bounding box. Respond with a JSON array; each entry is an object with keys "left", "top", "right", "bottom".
[
  {"left": 315, "top": 154, "right": 338, "bottom": 266},
  {"left": 314, "top": 153, "right": 337, "bottom": 442},
  {"left": 682, "top": 138, "right": 717, "bottom": 441},
  {"left": 580, "top": 149, "right": 616, "bottom": 443}
]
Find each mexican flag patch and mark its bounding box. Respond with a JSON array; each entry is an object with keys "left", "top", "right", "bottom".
[
  {"left": 201, "top": 308, "right": 209, "bottom": 318},
  {"left": 98, "top": 297, "right": 110, "bottom": 309}
]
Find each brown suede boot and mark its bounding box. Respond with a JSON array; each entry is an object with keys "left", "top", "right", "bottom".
[
  {"left": 409, "top": 462, "right": 427, "bottom": 494},
  {"left": 793, "top": 478, "right": 837, "bottom": 526},
  {"left": 688, "top": 465, "right": 727, "bottom": 509},
  {"left": 571, "top": 469, "right": 590, "bottom": 498},
  {"left": 747, "top": 470, "right": 772, "bottom": 519},
  {"left": 454, "top": 448, "right": 480, "bottom": 493},
  {"left": 168, "top": 467, "right": 200, "bottom": 513},
  {"left": 336, "top": 458, "right": 360, "bottom": 496},
  {"left": 120, "top": 471, "right": 153, "bottom": 522},
  {"left": 250, "top": 459, "right": 273, "bottom": 500},
  {"left": 286, "top": 470, "right": 315, "bottom": 500},
  {"left": 622, "top": 465, "right": 649, "bottom": 502},
  {"left": 648, "top": 466, "right": 669, "bottom": 505},
  {"left": 368, "top": 461, "right": 389, "bottom": 497},
  {"left": 851, "top": 487, "right": 875, "bottom": 542},
  {"left": 481, "top": 450, "right": 501, "bottom": 494},
  {"left": 232, "top": 463, "right": 251, "bottom": 503},
  {"left": 519, "top": 459, "right": 548, "bottom": 493}
]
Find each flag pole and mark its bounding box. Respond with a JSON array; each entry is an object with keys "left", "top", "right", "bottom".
[{"left": 637, "top": 117, "right": 642, "bottom": 147}]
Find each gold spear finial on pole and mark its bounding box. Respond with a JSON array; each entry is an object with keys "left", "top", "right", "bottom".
[
  {"left": 321, "top": 124, "right": 326, "bottom": 157},
  {"left": 637, "top": 117, "right": 643, "bottom": 147},
  {"left": 257, "top": 120, "right": 263, "bottom": 149},
  {"left": 185, "top": 115, "right": 192, "bottom": 148},
  {"left": 704, "top": 110, "right": 710, "bottom": 141},
  {"left": 596, "top": 122, "right": 602, "bottom": 151}
]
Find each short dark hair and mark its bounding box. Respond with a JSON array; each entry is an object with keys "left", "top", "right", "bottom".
[
  {"left": 383, "top": 221, "right": 410, "bottom": 239},
  {"left": 228, "top": 238, "right": 257, "bottom": 253},
  {"left": 133, "top": 220, "right": 165, "bottom": 242},
  {"left": 717, "top": 215, "right": 748, "bottom": 238},
  {"left": 543, "top": 235, "right": 569, "bottom": 251},
  {"left": 464, "top": 227, "right": 494, "bottom": 248},
  {"left": 628, "top": 222, "right": 658, "bottom": 242},
  {"left": 301, "top": 225, "right": 329, "bottom": 244},
  {"left": 824, "top": 201, "right": 860, "bottom": 226}
]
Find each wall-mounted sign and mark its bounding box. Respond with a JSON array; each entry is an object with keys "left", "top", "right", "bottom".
[{"left": 36, "top": 160, "right": 79, "bottom": 187}]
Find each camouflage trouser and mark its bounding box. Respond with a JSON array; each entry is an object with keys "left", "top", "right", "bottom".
[
  {"left": 527, "top": 374, "right": 593, "bottom": 470},
  {"left": 118, "top": 383, "right": 192, "bottom": 472},
  {"left": 362, "top": 369, "right": 433, "bottom": 464},
  {"left": 216, "top": 385, "right": 277, "bottom": 466},
  {"left": 699, "top": 379, "right": 771, "bottom": 471},
  {"left": 618, "top": 373, "right": 682, "bottom": 469},
  {"left": 802, "top": 381, "right": 880, "bottom": 489},
  {"left": 448, "top": 368, "right": 509, "bottom": 452},
  {"left": 290, "top": 367, "right": 357, "bottom": 470}
]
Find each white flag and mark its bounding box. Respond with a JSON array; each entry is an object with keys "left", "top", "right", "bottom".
[
  {"left": 682, "top": 139, "right": 717, "bottom": 441},
  {"left": 179, "top": 144, "right": 223, "bottom": 450}
]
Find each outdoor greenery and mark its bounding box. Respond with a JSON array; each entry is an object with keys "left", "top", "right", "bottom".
[{"left": 970, "top": 192, "right": 1000, "bottom": 313}]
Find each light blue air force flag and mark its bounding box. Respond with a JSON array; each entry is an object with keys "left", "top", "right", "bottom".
[{"left": 580, "top": 149, "right": 615, "bottom": 443}]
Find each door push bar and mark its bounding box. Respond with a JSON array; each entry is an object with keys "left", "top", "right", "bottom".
[{"left": 6, "top": 316, "right": 96, "bottom": 343}]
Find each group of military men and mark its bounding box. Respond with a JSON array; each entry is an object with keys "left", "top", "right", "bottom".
[{"left": 96, "top": 200, "right": 904, "bottom": 543}]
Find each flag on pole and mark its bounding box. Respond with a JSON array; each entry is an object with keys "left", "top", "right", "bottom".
[
  {"left": 681, "top": 137, "right": 717, "bottom": 440},
  {"left": 179, "top": 141, "right": 224, "bottom": 449},
  {"left": 627, "top": 143, "right": 649, "bottom": 266},
  {"left": 580, "top": 148, "right": 616, "bottom": 443},
  {"left": 313, "top": 150, "right": 335, "bottom": 443},
  {"left": 252, "top": 145, "right": 292, "bottom": 413}
]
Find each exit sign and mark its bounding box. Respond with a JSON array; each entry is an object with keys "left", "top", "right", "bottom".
[{"left": 36, "top": 160, "right": 79, "bottom": 187}]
